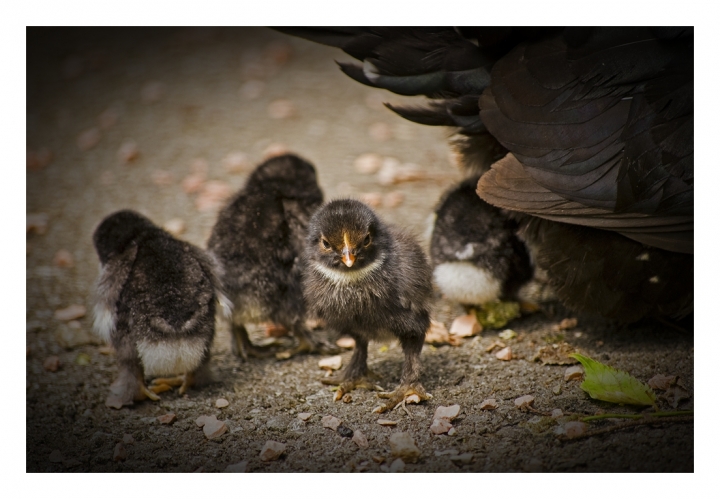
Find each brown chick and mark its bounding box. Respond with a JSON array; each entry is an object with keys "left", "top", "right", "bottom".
[{"left": 302, "top": 199, "right": 433, "bottom": 413}]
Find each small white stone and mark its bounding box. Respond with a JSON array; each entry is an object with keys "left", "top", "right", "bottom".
[
  {"left": 318, "top": 355, "right": 343, "bottom": 371},
  {"left": 430, "top": 419, "right": 453, "bottom": 435},
  {"left": 551, "top": 409, "right": 564, "bottom": 419},
  {"left": 495, "top": 346, "right": 513, "bottom": 361},
  {"left": 336, "top": 337, "right": 356, "bottom": 349},
  {"left": 297, "top": 412, "right": 312, "bottom": 421},
  {"left": 354, "top": 153, "right": 383, "bottom": 174},
  {"left": 388, "top": 458, "right": 405, "bottom": 472},
  {"left": 377, "top": 419, "right": 397, "bottom": 426},
  {"left": 514, "top": 395, "right": 535, "bottom": 409},
  {"left": 322, "top": 415, "right": 341, "bottom": 431},
  {"left": 563, "top": 421, "right": 587, "bottom": 438},
  {"left": 433, "top": 405, "right": 461, "bottom": 421},
  {"left": 447, "top": 427, "right": 457, "bottom": 436},
  {"left": 259, "top": 440, "right": 286, "bottom": 462},
  {"left": 389, "top": 432, "right": 421, "bottom": 463},
  {"left": 352, "top": 430, "right": 369, "bottom": 449},
  {"left": 450, "top": 314, "right": 482, "bottom": 338},
  {"left": 479, "top": 398, "right": 498, "bottom": 410},
  {"left": 202, "top": 416, "right": 228, "bottom": 439},
  {"left": 215, "top": 398, "right": 229, "bottom": 408},
  {"left": 564, "top": 365, "right": 584, "bottom": 381}
]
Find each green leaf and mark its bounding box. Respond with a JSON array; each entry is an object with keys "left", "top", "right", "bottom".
[
  {"left": 569, "top": 354, "right": 656, "bottom": 406},
  {"left": 475, "top": 301, "right": 520, "bottom": 329}
]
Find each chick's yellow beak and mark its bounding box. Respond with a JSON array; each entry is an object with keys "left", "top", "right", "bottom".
[{"left": 341, "top": 245, "right": 355, "bottom": 267}]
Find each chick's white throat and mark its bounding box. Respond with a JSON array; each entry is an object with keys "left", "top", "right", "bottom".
[{"left": 312, "top": 254, "right": 385, "bottom": 284}]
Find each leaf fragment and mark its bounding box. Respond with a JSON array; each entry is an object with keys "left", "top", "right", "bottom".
[
  {"left": 474, "top": 301, "right": 520, "bottom": 329},
  {"left": 569, "top": 354, "right": 656, "bottom": 407}
]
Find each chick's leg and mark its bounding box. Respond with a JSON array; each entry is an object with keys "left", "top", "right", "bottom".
[
  {"left": 231, "top": 322, "right": 275, "bottom": 360},
  {"left": 105, "top": 333, "right": 159, "bottom": 409},
  {"left": 321, "top": 336, "right": 384, "bottom": 401},
  {"left": 148, "top": 371, "right": 195, "bottom": 395},
  {"left": 375, "top": 335, "right": 431, "bottom": 413},
  {"left": 276, "top": 322, "right": 340, "bottom": 360}
]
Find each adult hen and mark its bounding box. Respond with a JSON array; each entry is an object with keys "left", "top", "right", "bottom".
[{"left": 275, "top": 27, "right": 693, "bottom": 323}]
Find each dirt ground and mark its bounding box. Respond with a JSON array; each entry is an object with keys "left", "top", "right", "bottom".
[{"left": 26, "top": 27, "right": 693, "bottom": 473}]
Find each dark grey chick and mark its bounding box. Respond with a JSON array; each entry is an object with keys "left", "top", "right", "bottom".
[
  {"left": 207, "top": 154, "right": 337, "bottom": 360},
  {"left": 92, "top": 210, "right": 229, "bottom": 409},
  {"left": 303, "top": 199, "right": 433, "bottom": 413},
  {"left": 430, "top": 175, "right": 533, "bottom": 307}
]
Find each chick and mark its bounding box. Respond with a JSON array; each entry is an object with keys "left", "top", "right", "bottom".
[
  {"left": 207, "top": 154, "right": 337, "bottom": 360},
  {"left": 92, "top": 210, "right": 229, "bottom": 409},
  {"left": 430, "top": 175, "right": 534, "bottom": 307},
  {"left": 303, "top": 199, "right": 433, "bottom": 413}
]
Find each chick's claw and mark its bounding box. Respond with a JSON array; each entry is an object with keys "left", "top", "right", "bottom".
[
  {"left": 374, "top": 383, "right": 432, "bottom": 413},
  {"left": 149, "top": 372, "right": 194, "bottom": 395}
]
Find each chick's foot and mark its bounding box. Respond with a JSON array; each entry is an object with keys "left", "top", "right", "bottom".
[
  {"left": 275, "top": 335, "right": 340, "bottom": 360},
  {"left": 322, "top": 375, "right": 385, "bottom": 401},
  {"left": 374, "top": 383, "right": 432, "bottom": 413},
  {"left": 149, "top": 372, "right": 194, "bottom": 395}
]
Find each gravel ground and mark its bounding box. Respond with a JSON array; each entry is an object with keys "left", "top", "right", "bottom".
[{"left": 26, "top": 27, "right": 693, "bottom": 473}]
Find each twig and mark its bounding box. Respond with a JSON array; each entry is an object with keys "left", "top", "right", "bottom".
[
  {"left": 559, "top": 415, "right": 693, "bottom": 441},
  {"left": 582, "top": 410, "right": 693, "bottom": 422}
]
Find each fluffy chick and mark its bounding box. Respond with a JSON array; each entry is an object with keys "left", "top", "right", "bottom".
[
  {"left": 207, "top": 154, "right": 336, "bottom": 359},
  {"left": 430, "top": 176, "right": 534, "bottom": 307},
  {"left": 303, "top": 199, "right": 433, "bottom": 413},
  {"left": 92, "top": 210, "right": 228, "bottom": 409}
]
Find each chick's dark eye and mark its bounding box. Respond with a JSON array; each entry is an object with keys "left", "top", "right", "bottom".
[
  {"left": 363, "top": 234, "right": 371, "bottom": 247},
  {"left": 321, "top": 238, "right": 331, "bottom": 249}
]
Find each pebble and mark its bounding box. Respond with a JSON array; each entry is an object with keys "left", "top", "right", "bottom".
[
  {"left": 389, "top": 432, "right": 421, "bottom": 463},
  {"left": 514, "top": 395, "right": 535, "bottom": 409},
  {"left": 551, "top": 409, "right": 564, "bottom": 419},
  {"left": 450, "top": 453, "right": 473, "bottom": 465},
  {"left": 563, "top": 421, "right": 587, "bottom": 438},
  {"left": 113, "top": 443, "right": 127, "bottom": 461},
  {"left": 322, "top": 415, "right": 341, "bottom": 431},
  {"left": 648, "top": 374, "right": 678, "bottom": 391},
  {"left": 495, "top": 346, "right": 513, "bottom": 361},
  {"left": 377, "top": 419, "right": 397, "bottom": 426},
  {"left": 388, "top": 458, "right": 405, "bottom": 473},
  {"left": 27, "top": 213, "right": 49, "bottom": 235},
  {"left": 336, "top": 337, "right": 355, "bottom": 349},
  {"left": 555, "top": 318, "right": 578, "bottom": 330},
  {"left": 318, "top": 355, "right": 342, "bottom": 371},
  {"left": 182, "top": 172, "right": 206, "bottom": 194},
  {"left": 368, "top": 122, "right": 393, "bottom": 141},
  {"left": 222, "top": 151, "right": 251, "bottom": 173},
  {"left": 239, "top": 80, "right": 265, "bottom": 100},
  {"left": 157, "top": 413, "right": 176, "bottom": 425},
  {"left": 342, "top": 394, "right": 353, "bottom": 404},
  {"left": 55, "top": 324, "right": 97, "bottom": 349},
  {"left": 337, "top": 425, "right": 354, "bottom": 438},
  {"left": 77, "top": 128, "right": 101, "bottom": 151},
  {"left": 122, "top": 434, "right": 134, "bottom": 444},
  {"left": 259, "top": 440, "right": 286, "bottom": 462},
  {"left": 564, "top": 365, "right": 584, "bottom": 381},
  {"left": 43, "top": 355, "right": 61, "bottom": 372},
  {"left": 53, "top": 249, "right": 74, "bottom": 268},
  {"left": 352, "top": 430, "right": 369, "bottom": 449},
  {"left": 425, "top": 320, "right": 461, "bottom": 346},
  {"left": 196, "top": 181, "right": 233, "bottom": 212},
  {"left": 54, "top": 304, "right": 87, "bottom": 322},
  {"left": 297, "top": 412, "right": 312, "bottom": 421},
  {"left": 49, "top": 450, "right": 64, "bottom": 463},
  {"left": 450, "top": 314, "right": 482, "bottom": 338},
  {"left": 27, "top": 148, "right": 53, "bottom": 171},
  {"left": 215, "top": 398, "right": 229, "bottom": 408},
  {"left": 262, "top": 143, "right": 289, "bottom": 159},
  {"left": 195, "top": 415, "right": 209, "bottom": 427},
  {"left": 97, "top": 107, "right": 120, "bottom": 129},
  {"left": 267, "top": 99, "right": 295, "bottom": 119},
  {"left": 117, "top": 140, "right": 139, "bottom": 163},
  {"left": 434, "top": 405, "right": 460, "bottom": 421},
  {"left": 358, "top": 192, "right": 383, "bottom": 208},
  {"left": 163, "top": 218, "right": 186, "bottom": 236},
  {"left": 498, "top": 329, "right": 517, "bottom": 340},
  {"left": 223, "top": 461, "right": 248, "bottom": 472},
  {"left": 384, "top": 191, "right": 405, "bottom": 208},
  {"left": 430, "top": 418, "right": 453, "bottom": 435},
  {"left": 354, "top": 153, "right": 383, "bottom": 174},
  {"left": 447, "top": 428, "right": 457, "bottom": 436},
  {"left": 202, "top": 416, "right": 228, "bottom": 439},
  {"left": 479, "top": 398, "right": 498, "bottom": 410},
  {"left": 141, "top": 81, "right": 166, "bottom": 103}
]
